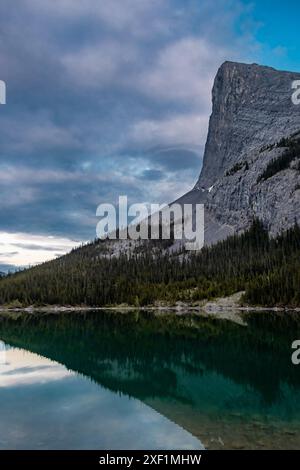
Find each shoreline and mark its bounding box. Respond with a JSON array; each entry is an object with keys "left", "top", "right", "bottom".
[
  {"left": 1, "top": 297, "right": 300, "bottom": 327},
  {"left": 0, "top": 304, "right": 300, "bottom": 315},
  {"left": 1, "top": 291, "right": 300, "bottom": 314}
]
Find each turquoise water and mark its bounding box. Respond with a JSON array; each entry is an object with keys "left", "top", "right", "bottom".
[{"left": 0, "top": 310, "right": 300, "bottom": 449}]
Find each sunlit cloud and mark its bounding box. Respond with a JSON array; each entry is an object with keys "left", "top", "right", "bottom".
[{"left": 0, "top": 232, "right": 81, "bottom": 267}]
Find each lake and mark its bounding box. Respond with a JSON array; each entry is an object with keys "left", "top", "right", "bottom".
[{"left": 0, "top": 309, "right": 300, "bottom": 450}]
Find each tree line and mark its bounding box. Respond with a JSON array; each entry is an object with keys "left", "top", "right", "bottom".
[{"left": 0, "top": 219, "right": 299, "bottom": 307}]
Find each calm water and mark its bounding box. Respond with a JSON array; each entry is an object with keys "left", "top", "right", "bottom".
[{"left": 0, "top": 309, "right": 300, "bottom": 450}]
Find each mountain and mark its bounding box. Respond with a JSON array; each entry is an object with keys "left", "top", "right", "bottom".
[
  {"left": 1, "top": 61, "right": 300, "bottom": 308},
  {"left": 177, "top": 61, "right": 300, "bottom": 245},
  {"left": 0, "top": 265, "right": 18, "bottom": 275}
]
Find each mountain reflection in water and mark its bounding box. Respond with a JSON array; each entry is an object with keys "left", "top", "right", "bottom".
[{"left": 0, "top": 309, "right": 300, "bottom": 449}]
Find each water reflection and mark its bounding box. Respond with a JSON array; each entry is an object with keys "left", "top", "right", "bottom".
[
  {"left": 0, "top": 345, "right": 202, "bottom": 450},
  {"left": 0, "top": 309, "right": 300, "bottom": 449}
]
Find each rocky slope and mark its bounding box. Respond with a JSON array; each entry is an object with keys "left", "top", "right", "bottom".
[{"left": 177, "top": 61, "right": 300, "bottom": 244}]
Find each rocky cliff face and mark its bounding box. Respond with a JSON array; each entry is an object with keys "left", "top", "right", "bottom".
[{"left": 178, "top": 61, "right": 300, "bottom": 244}]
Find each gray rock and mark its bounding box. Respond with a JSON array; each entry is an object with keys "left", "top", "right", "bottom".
[{"left": 177, "top": 61, "right": 300, "bottom": 244}]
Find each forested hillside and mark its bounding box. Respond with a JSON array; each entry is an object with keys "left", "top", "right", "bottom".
[{"left": 0, "top": 220, "right": 300, "bottom": 307}]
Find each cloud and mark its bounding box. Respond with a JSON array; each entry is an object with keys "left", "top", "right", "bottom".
[
  {"left": 0, "top": 0, "right": 264, "bottom": 265},
  {"left": 150, "top": 148, "right": 201, "bottom": 172},
  {"left": 23, "top": 0, "right": 168, "bottom": 37},
  {"left": 140, "top": 169, "right": 164, "bottom": 181},
  {"left": 62, "top": 41, "right": 140, "bottom": 88},
  {"left": 0, "top": 251, "right": 18, "bottom": 257},
  {"left": 137, "top": 37, "right": 229, "bottom": 107},
  {"left": 10, "top": 243, "right": 68, "bottom": 252},
  {"left": 272, "top": 45, "right": 287, "bottom": 57},
  {"left": 0, "top": 113, "right": 81, "bottom": 156},
  {"left": 129, "top": 114, "right": 209, "bottom": 148},
  {"left": 0, "top": 232, "right": 82, "bottom": 267}
]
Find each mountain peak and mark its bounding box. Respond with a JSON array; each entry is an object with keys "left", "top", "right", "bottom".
[
  {"left": 195, "top": 61, "right": 300, "bottom": 188},
  {"left": 174, "top": 61, "right": 300, "bottom": 244},
  {"left": 218, "top": 60, "right": 289, "bottom": 75}
]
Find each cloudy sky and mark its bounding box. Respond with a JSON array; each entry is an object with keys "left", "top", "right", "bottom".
[{"left": 0, "top": 0, "right": 299, "bottom": 270}]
